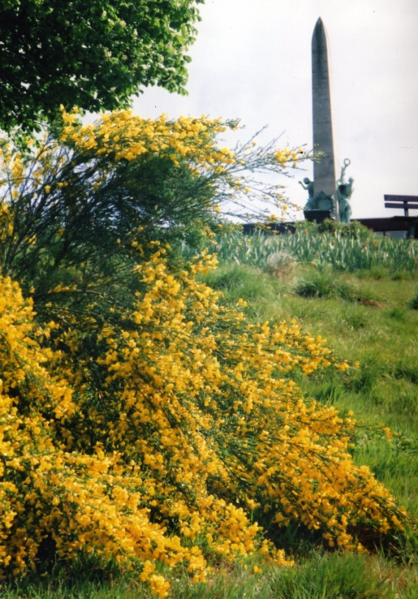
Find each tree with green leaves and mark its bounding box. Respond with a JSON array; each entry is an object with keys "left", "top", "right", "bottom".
[{"left": 0, "top": 0, "right": 204, "bottom": 133}]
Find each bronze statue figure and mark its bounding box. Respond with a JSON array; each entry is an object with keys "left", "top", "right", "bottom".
[{"left": 336, "top": 159, "right": 354, "bottom": 224}]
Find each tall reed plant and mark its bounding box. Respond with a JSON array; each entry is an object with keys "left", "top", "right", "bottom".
[{"left": 204, "top": 225, "right": 418, "bottom": 273}]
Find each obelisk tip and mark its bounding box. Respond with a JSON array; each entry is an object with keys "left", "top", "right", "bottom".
[
  {"left": 312, "top": 17, "right": 327, "bottom": 50},
  {"left": 314, "top": 17, "right": 325, "bottom": 32}
]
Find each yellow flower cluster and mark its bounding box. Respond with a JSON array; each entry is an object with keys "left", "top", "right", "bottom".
[
  {"left": 0, "top": 249, "right": 408, "bottom": 595},
  {"left": 60, "top": 109, "right": 236, "bottom": 169},
  {"left": 0, "top": 110, "right": 307, "bottom": 248},
  {"left": 275, "top": 147, "right": 304, "bottom": 167},
  {"left": 0, "top": 202, "right": 13, "bottom": 244}
]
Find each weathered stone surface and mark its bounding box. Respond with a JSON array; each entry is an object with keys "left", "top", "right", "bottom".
[{"left": 312, "top": 18, "right": 336, "bottom": 199}]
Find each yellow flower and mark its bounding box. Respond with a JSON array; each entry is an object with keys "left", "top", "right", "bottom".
[{"left": 253, "top": 565, "right": 262, "bottom": 573}]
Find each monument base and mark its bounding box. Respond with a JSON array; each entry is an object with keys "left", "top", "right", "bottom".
[{"left": 304, "top": 210, "right": 334, "bottom": 224}]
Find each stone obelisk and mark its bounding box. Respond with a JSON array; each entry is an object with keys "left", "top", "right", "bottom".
[{"left": 312, "top": 18, "right": 336, "bottom": 198}]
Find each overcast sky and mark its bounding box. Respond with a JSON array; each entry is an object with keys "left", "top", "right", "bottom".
[{"left": 133, "top": 0, "right": 418, "bottom": 219}]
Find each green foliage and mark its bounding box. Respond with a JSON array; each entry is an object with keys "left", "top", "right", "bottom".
[
  {"left": 201, "top": 263, "right": 279, "bottom": 300},
  {"left": 207, "top": 227, "right": 418, "bottom": 272},
  {"left": 315, "top": 218, "right": 374, "bottom": 240},
  {"left": 0, "top": 0, "right": 204, "bottom": 133},
  {"left": 294, "top": 272, "right": 379, "bottom": 304},
  {"left": 409, "top": 292, "right": 418, "bottom": 310},
  {"left": 200, "top": 263, "right": 285, "bottom": 321},
  {"left": 293, "top": 218, "right": 374, "bottom": 240}
]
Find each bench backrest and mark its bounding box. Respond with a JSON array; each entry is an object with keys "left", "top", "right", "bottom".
[{"left": 384, "top": 195, "right": 418, "bottom": 216}]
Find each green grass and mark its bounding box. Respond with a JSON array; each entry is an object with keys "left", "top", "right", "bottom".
[
  {"left": 409, "top": 291, "right": 418, "bottom": 310},
  {"left": 4, "top": 553, "right": 417, "bottom": 598}
]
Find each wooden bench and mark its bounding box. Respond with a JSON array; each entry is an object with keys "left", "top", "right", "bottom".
[
  {"left": 384, "top": 195, "right": 418, "bottom": 216},
  {"left": 384, "top": 195, "right": 418, "bottom": 238}
]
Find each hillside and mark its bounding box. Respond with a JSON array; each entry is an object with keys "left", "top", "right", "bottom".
[{"left": 4, "top": 225, "right": 417, "bottom": 599}]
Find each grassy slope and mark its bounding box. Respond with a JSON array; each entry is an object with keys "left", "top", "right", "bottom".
[
  {"left": 202, "top": 264, "right": 418, "bottom": 517},
  {"left": 4, "top": 244, "right": 418, "bottom": 598}
]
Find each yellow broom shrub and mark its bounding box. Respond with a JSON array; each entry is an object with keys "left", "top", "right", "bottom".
[
  {"left": 0, "top": 249, "right": 408, "bottom": 597},
  {"left": 0, "top": 109, "right": 410, "bottom": 596}
]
